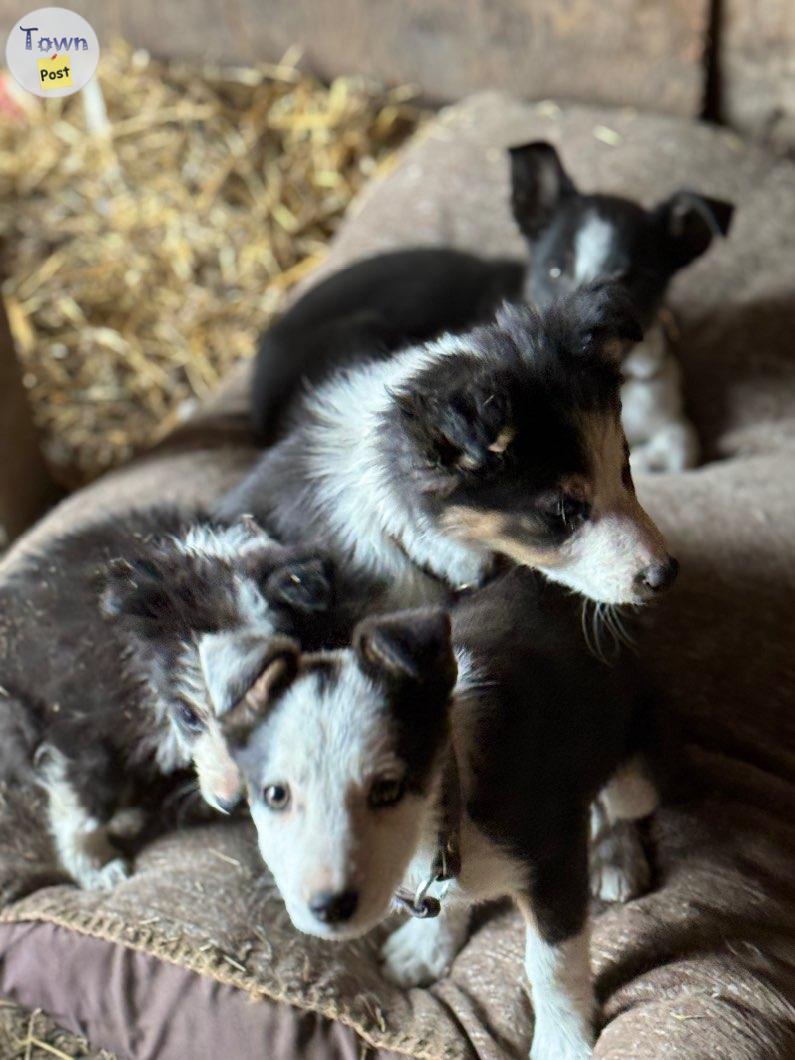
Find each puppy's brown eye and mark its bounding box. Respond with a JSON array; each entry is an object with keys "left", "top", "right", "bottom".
[
  {"left": 558, "top": 496, "right": 589, "bottom": 529},
  {"left": 177, "top": 703, "right": 203, "bottom": 734},
  {"left": 263, "top": 784, "right": 290, "bottom": 811},
  {"left": 368, "top": 777, "right": 405, "bottom": 809}
]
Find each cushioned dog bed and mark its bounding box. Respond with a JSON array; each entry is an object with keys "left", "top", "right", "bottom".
[{"left": 1, "top": 93, "right": 795, "bottom": 1058}]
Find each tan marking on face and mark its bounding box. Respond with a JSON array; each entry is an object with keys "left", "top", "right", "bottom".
[
  {"left": 440, "top": 505, "right": 563, "bottom": 568},
  {"left": 193, "top": 727, "right": 242, "bottom": 811},
  {"left": 494, "top": 537, "right": 567, "bottom": 568},
  {"left": 539, "top": 409, "right": 672, "bottom": 604},
  {"left": 440, "top": 506, "right": 509, "bottom": 546},
  {"left": 440, "top": 409, "right": 673, "bottom": 604}
]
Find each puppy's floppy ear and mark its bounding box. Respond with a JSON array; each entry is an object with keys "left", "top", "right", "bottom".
[
  {"left": 508, "top": 141, "right": 577, "bottom": 240},
  {"left": 395, "top": 382, "right": 514, "bottom": 488},
  {"left": 240, "top": 534, "right": 334, "bottom": 613},
  {"left": 101, "top": 550, "right": 188, "bottom": 637},
  {"left": 655, "top": 190, "right": 735, "bottom": 270},
  {"left": 221, "top": 637, "right": 300, "bottom": 748},
  {"left": 264, "top": 556, "right": 335, "bottom": 614},
  {"left": 354, "top": 609, "right": 457, "bottom": 696}
]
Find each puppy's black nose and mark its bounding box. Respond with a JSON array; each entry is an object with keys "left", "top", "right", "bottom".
[
  {"left": 638, "top": 557, "right": 679, "bottom": 593},
  {"left": 309, "top": 889, "right": 359, "bottom": 925}
]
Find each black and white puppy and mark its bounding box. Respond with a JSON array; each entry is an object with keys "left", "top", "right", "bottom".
[
  {"left": 225, "top": 567, "right": 658, "bottom": 1059},
  {"left": 251, "top": 247, "right": 524, "bottom": 444},
  {"left": 509, "top": 141, "right": 734, "bottom": 473},
  {"left": 222, "top": 286, "right": 677, "bottom": 609},
  {"left": 0, "top": 510, "right": 336, "bottom": 888}
]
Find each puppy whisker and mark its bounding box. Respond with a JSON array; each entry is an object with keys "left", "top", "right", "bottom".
[{"left": 604, "top": 603, "right": 637, "bottom": 651}]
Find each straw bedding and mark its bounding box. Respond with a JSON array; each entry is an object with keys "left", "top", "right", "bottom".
[
  {"left": 0, "top": 999, "right": 110, "bottom": 1059},
  {"left": 0, "top": 40, "right": 424, "bottom": 485}
]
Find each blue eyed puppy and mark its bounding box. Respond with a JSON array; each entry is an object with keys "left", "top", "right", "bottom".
[
  {"left": 0, "top": 510, "right": 337, "bottom": 889},
  {"left": 222, "top": 286, "right": 678, "bottom": 609},
  {"left": 510, "top": 142, "right": 734, "bottom": 473},
  {"left": 225, "top": 567, "right": 659, "bottom": 1059}
]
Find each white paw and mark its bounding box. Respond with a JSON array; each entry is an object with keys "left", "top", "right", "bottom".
[
  {"left": 530, "top": 1022, "right": 594, "bottom": 1060},
  {"left": 590, "top": 819, "right": 650, "bottom": 903},
  {"left": 107, "top": 806, "right": 147, "bottom": 839},
  {"left": 78, "top": 856, "right": 131, "bottom": 891},
  {"left": 629, "top": 446, "right": 676, "bottom": 475},
  {"left": 629, "top": 421, "right": 699, "bottom": 475},
  {"left": 381, "top": 913, "right": 465, "bottom": 988},
  {"left": 530, "top": 1000, "right": 595, "bottom": 1060}
]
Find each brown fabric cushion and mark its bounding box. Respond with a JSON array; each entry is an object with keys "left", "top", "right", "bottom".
[
  {"left": 1, "top": 94, "right": 795, "bottom": 1058},
  {"left": 0, "top": 922, "right": 403, "bottom": 1060}
]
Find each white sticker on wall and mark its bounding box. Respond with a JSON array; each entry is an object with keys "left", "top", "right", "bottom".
[{"left": 5, "top": 7, "right": 99, "bottom": 98}]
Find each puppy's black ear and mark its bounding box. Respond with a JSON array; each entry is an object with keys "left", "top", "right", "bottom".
[
  {"left": 100, "top": 536, "right": 228, "bottom": 639},
  {"left": 221, "top": 638, "right": 301, "bottom": 749},
  {"left": 354, "top": 609, "right": 457, "bottom": 695},
  {"left": 395, "top": 383, "right": 515, "bottom": 488},
  {"left": 655, "top": 191, "right": 735, "bottom": 270},
  {"left": 264, "top": 556, "right": 335, "bottom": 614},
  {"left": 508, "top": 141, "right": 577, "bottom": 240},
  {"left": 101, "top": 553, "right": 177, "bottom": 635},
  {"left": 554, "top": 283, "right": 643, "bottom": 366}
]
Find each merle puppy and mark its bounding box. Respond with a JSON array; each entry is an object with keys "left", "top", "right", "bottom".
[
  {"left": 509, "top": 141, "right": 734, "bottom": 472},
  {"left": 223, "top": 566, "right": 660, "bottom": 1059},
  {"left": 222, "top": 286, "right": 677, "bottom": 609},
  {"left": 0, "top": 510, "right": 337, "bottom": 888}
]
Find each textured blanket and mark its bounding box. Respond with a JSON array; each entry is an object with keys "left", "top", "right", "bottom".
[{"left": 1, "top": 94, "right": 794, "bottom": 1058}]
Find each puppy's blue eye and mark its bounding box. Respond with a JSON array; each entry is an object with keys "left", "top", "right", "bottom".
[
  {"left": 548, "top": 265, "right": 563, "bottom": 279},
  {"left": 177, "top": 703, "right": 203, "bottom": 733},
  {"left": 264, "top": 784, "right": 290, "bottom": 811},
  {"left": 369, "top": 777, "right": 405, "bottom": 809}
]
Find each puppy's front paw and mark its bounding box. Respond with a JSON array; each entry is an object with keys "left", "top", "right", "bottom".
[
  {"left": 381, "top": 910, "right": 468, "bottom": 988},
  {"left": 79, "top": 856, "right": 131, "bottom": 891},
  {"left": 107, "top": 806, "right": 147, "bottom": 839},
  {"left": 530, "top": 1021, "right": 594, "bottom": 1060},
  {"left": 590, "top": 819, "right": 650, "bottom": 903},
  {"left": 382, "top": 919, "right": 450, "bottom": 987},
  {"left": 630, "top": 421, "right": 699, "bottom": 475}
]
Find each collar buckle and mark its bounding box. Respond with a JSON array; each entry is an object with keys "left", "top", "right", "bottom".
[{"left": 393, "top": 747, "right": 462, "bottom": 919}]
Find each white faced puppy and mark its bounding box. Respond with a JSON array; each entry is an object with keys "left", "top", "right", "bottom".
[
  {"left": 509, "top": 142, "right": 734, "bottom": 473},
  {"left": 0, "top": 510, "right": 336, "bottom": 889},
  {"left": 227, "top": 567, "right": 658, "bottom": 1059},
  {"left": 221, "top": 286, "right": 677, "bottom": 608}
]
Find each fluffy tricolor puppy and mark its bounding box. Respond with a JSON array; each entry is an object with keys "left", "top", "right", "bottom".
[
  {"left": 0, "top": 510, "right": 336, "bottom": 888},
  {"left": 224, "top": 567, "right": 659, "bottom": 1060},
  {"left": 221, "top": 286, "right": 677, "bottom": 609},
  {"left": 250, "top": 247, "right": 524, "bottom": 444},
  {"left": 509, "top": 141, "right": 734, "bottom": 473}
]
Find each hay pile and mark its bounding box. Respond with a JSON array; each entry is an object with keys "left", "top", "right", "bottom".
[
  {"left": 0, "top": 998, "right": 112, "bottom": 1059},
  {"left": 0, "top": 41, "right": 424, "bottom": 483}
]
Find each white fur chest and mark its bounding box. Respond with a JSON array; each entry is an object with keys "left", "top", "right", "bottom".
[
  {"left": 620, "top": 320, "right": 700, "bottom": 472},
  {"left": 306, "top": 349, "right": 493, "bottom": 598}
]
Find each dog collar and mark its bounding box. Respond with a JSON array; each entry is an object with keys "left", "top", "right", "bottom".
[{"left": 394, "top": 750, "right": 462, "bottom": 919}]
